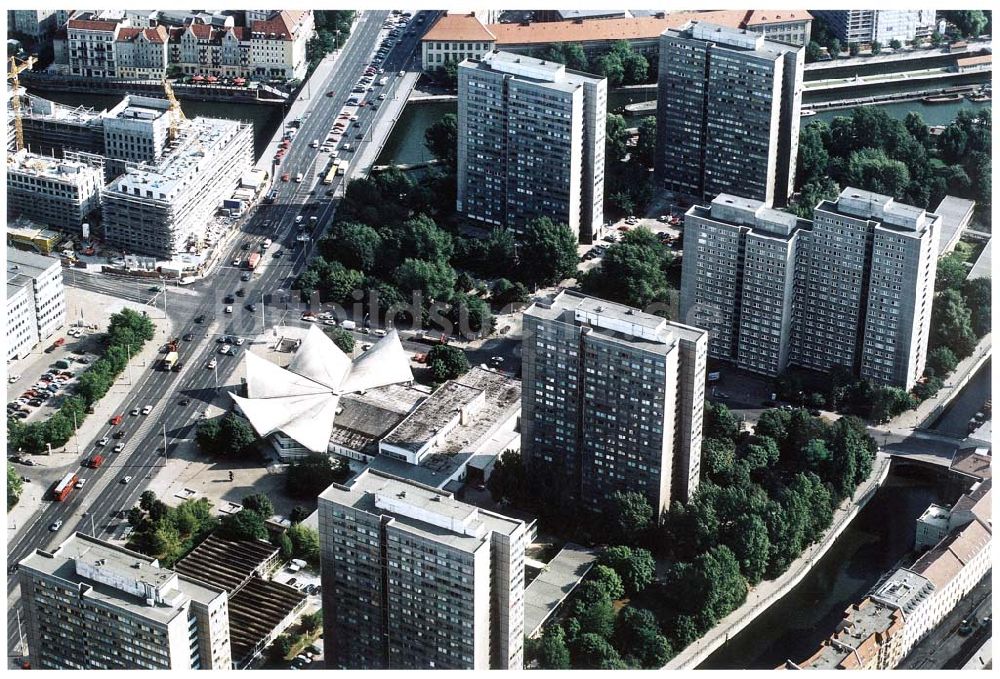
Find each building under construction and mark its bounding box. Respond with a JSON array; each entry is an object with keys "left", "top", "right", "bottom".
[
  {"left": 18, "top": 93, "right": 172, "bottom": 181},
  {"left": 101, "top": 116, "right": 252, "bottom": 257},
  {"left": 6, "top": 149, "right": 105, "bottom": 234}
]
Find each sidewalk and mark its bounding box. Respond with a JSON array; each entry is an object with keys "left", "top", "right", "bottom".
[
  {"left": 889, "top": 333, "right": 992, "bottom": 431},
  {"left": 666, "top": 454, "right": 893, "bottom": 669},
  {"left": 349, "top": 70, "right": 421, "bottom": 180}
]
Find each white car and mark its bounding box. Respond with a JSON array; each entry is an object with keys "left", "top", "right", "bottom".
[
  {"left": 220, "top": 345, "right": 232, "bottom": 355},
  {"left": 97, "top": 436, "right": 110, "bottom": 447},
  {"left": 398, "top": 70, "right": 405, "bottom": 77},
  {"left": 225, "top": 305, "right": 233, "bottom": 314},
  {"left": 207, "top": 358, "right": 217, "bottom": 369},
  {"left": 75, "top": 478, "right": 86, "bottom": 489},
  {"left": 324, "top": 320, "right": 337, "bottom": 326},
  {"left": 234, "top": 337, "right": 245, "bottom": 346},
  {"left": 232, "top": 258, "right": 241, "bottom": 266},
  {"left": 114, "top": 442, "right": 125, "bottom": 453},
  {"left": 8, "top": 374, "right": 20, "bottom": 383},
  {"left": 141, "top": 405, "right": 152, "bottom": 415},
  {"left": 49, "top": 520, "right": 63, "bottom": 531},
  {"left": 131, "top": 407, "right": 140, "bottom": 416},
  {"left": 121, "top": 476, "right": 133, "bottom": 484}
]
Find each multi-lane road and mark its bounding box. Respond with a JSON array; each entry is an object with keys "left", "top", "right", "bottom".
[{"left": 7, "top": 8, "right": 442, "bottom": 659}]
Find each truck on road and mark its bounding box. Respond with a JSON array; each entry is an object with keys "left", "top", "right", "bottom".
[
  {"left": 163, "top": 351, "right": 179, "bottom": 371},
  {"left": 247, "top": 252, "right": 261, "bottom": 270}
]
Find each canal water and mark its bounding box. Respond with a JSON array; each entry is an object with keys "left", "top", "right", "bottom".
[
  {"left": 25, "top": 89, "right": 283, "bottom": 161},
  {"left": 698, "top": 467, "right": 947, "bottom": 669}
]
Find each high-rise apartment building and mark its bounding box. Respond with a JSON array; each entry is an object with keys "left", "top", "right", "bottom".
[
  {"left": 655, "top": 21, "right": 803, "bottom": 207},
  {"left": 101, "top": 116, "right": 252, "bottom": 257},
  {"left": 521, "top": 290, "right": 708, "bottom": 515},
  {"left": 680, "top": 188, "right": 939, "bottom": 390},
  {"left": 794, "top": 188, "right": 939, "bottom": 389},
  {"left": 6, "top": 149, "right": 105, "bottom": 233},
  {"left": 680, "top": 194, "right": 810, "bottom": 376},
  {"left": 17, "top": 533, "right": 231, "bottom": 670},
  {"left": 8, "top": 10, "right": 58, "bottom": 39},
  {"left": 811, "top": 10, "right": 937, "bottom": 45},
  {"left": 318, "top": 470, "right": 526, "bottom": 670},
  {"left": 457, "top": 50, "right": 606, "bottom": 243},
  {"left": 6, "top": 249, "right": 66, "bottom": 361}
]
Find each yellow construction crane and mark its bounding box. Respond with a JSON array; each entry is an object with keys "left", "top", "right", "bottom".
[
  {"left": 162, "top": 77, "right": 186, "bottom": 142},
  {"left": 8, "top": 55, "right": 37, "bottom": 152}
]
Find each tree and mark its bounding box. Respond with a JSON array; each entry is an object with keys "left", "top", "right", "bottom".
[
  {"left": 563, "top": 43, "right": 588, "bottom": 71},
  {"left": 517, "top": 217, "right": 579, "bottom": 287},
  {"left": 962, "top": 277, "right": 991, "bottom": 337},
  {"left": 702, "top": 437, "right": 736, "bottom": 481},
  {"left": 931, "top": 289, "right": 977, "bottom": 358},
  {"left": 904, "top": 111, "right": 930, "bottom": 145},
  {"left": 594, "top": 52, "right": 624, "bottom": 86},
  {"left": 703, "top": 401, "right": 741, "bottom": 441},
  {"left": 286, "top": 454, "right": 349, "bottom": 498},
  {"left": 935, "top": 254, "right": 968, "bottom": 291},
  {"left": 393, "top": 258, "right": 456, "bottom": 302},
  {"left": 591, "top": 564, "right": 625, "bottom": 601},
  {"left": 139, "top": 490, "right": 157, "bottom": 511},
  {"left": 930, "top": 31, "right": 944, "bottom": 47},
  {"left": 287, "top": 523, "right": 321, "bottom": 564},
  {"left": 301, "top": 610, "right": 322, "bottom": 633},
  {"left": 913, "top": 376, "right": 944, "bottom": 401},
  {"left": 127, "top": 507, "right": 146, "bottom": 527},
  {"left": 741, "top": 436, "right": 780, "bottom": 470},
  {"left": 290, "top": 506, "right": 311, "bottom": 524},
  {"left": 423, "top": 112, "right": 458, "bottom": 169},
  {"left": 491, "top": 278, "right": 530, "bottom": 309},
  {"left": 927, "top": 346, "right": 959, "bottom": 376},
  {"left": 271, "top": 633, "right": 293, "bottom": 660},
  {"left": 848, "top": 42, "right": 860, "bottom": 57},
  {"left": 614, "top": 606, "right": 672, "bottom": 668},
  {"left": 846, "top": 148, "right": 911, "bottom": 199},
  {"left": 329, "top": 327, "right": 355, "bottom": 354},
  {"left": 666, "top": 545, "right": 747, "bottom": 625},
  {"left": 635, "top": 116, "right": 657, "bottom": 167},
  {"left": 427, "top": 344, "right": 470, "bottom": 382},
  {"left": 535, "top": 625, "right": 571, "bottom": 669},
  {"left": 621, "top": 51, "right": 648, "bottom": 85},
  {"left": 241, "top": 493, "right": 274, "bottom": 518},
  {"left": 325, "top": 222, "right": 382, "bottom": 273},
  {"left": 581, "top": 228, "right": 673, "bottom": 312},
  {"left": 220, "top": 413, "right": 257, "bottom": 456},
  {"left": 942, "top": 10, "right": 989, "bottom": 37},
  {"left": 574, "top": 633, "right": 627, "bottom": 669},
  {"left": 400, "top": 214, "right": 454, "bottom": 264},
  {"left": 448, "top": 293, "right": 493, "bottom": 337},
  {"left": 577, "top": 596, "right": 616, "bottom": 638},
  {"left": 606, "top": 114, "right": 630, "bottom": 162},
  {"left": 889, "top": 39, "right": 902, "bottom": 50},
  {"left": 219, "top": 509, "right": 268, "bottom": 541},
  {"left": 869, "top": 386, "right": 918, "bottom": 425},
  {"left": 792, "top": 177, "right": 841, "bottom": 219},
  {"left": 599, "top": 545, "right": 655, "bottom": 596},
  {"left": 802, "top": 439, "right": 831, "bottom": 471},
  {"left": 196, "top": 417, "right": 223, "bottom": 455},
  {"left": 870, "top": 40, "right": 882, "bottom": 55},
  {"left": 608, "top": 490, "right": 653, "bottom": 544},
  {"left": 729, "top": 514, "right": 770, "bottom": 585},
  {"left": 8, "top": 463, "right": 23, "bottom": 510},
  {"left": 796, "top": 123, "right": 831, "bottom": 187}
]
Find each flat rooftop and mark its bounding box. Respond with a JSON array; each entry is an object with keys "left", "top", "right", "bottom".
[
  {"left": 8, "top": 248, "right": 59, "bottom": 299},
  {"left": 917, "top": 503, "right": 951, "bottom": 529},
  {"left": 382, "top": 380, "right": 483, "bottom": 454},
  {"left": 799, "top": 597, "right": 903, "bottom": 670},
  {"left": 7, "top": 149, "right": 102, "bottom": 182},
  {"left": 523, "top": 543, "right": 600, "bottom": 638},
  {"left": 468, "top": 50, "right": 604, "bottom": 93},
  {"left": 18, "top": 533, "right": 220, "bottom": 626},
  {"left": 25, "top": 94, "right": 104, "bottom": 125},
  {"left": 320, "top": 470, "right": 523, "bottom": 553},
  {"left": 967, "top": 238, "right": 992, "bottom": 281},
  {"left": 870, "top": 567, "right": 935, "bottom": 613},
  {"left": 331, "top": 385, "right": 425, "bottom": 457},
  {"left": 933, "top": 195, "right": 976, "bottom": 255},
  {"left": 174, "top": 534, "right": 278, "bottom": 595},
  {"left": 823, "top": 187, "right": 934, "bottom": 234}
]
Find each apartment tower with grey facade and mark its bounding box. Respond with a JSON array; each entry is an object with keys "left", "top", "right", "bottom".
[
  {"left": 655, "top": 21, "right": 803, "bottom": 207},
  {"left": 17, "top": 533, "right": 231, "bottom": 670},
  {"left": 457, "top": 50, "right": 606, "bottom": 243},
  {"left": 680, "top": 188, "right": 939, "bottom": 390},
  {"left": 521, "top": 290, "right": 708, "bottom": 517},
  {"left": 318, "top": 470, "right": 526, "bottom": 670}
]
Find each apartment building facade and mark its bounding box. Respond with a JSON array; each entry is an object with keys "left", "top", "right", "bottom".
[
  {"left": 656, "top": 21, "right": 803, "bottom": 208},
  {"left": 457, "top": 51, "right": 606, "bottom": 243},
  {"left": 421, "top": 12, "right": 497, "bottom": 71},
  {"left": 6, "top": 150, "right": 105, "bottom": 232},
  {"left": 8, "top": 10, "right": 58, "bottom": 39},
  {"left": 17, "top": 533, "right": 231, "bottom": 670},
  {"left": 6, "top": 249, "right": 66, "bottom": 360},
  {"left": 811, "top": 10, "right": 936, "bottom": 45},
  {"left": 114, "top": 26, "right": 169, "bottom": 79},
  {"left": 67, "top": 18, "right": 125, "bottom": 78},
  {"left": 318, "top": 470, "right": 526, "bottom": 670},
  {"left": 521, "top": 290, "right": 707, "bottom": 516},
  {"left": 101, "top": 116, "right": 252, "bottom": 257},
  {"left": 681, "top": 188, "right": 938, "bottom": 390}
]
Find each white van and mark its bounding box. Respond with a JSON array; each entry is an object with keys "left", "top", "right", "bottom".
[
  {"left": 295, "top": 172, "right": 303, "bottom": 183},
  {"left": 310, "top": 139, "right": 319, "bottom": 148}
]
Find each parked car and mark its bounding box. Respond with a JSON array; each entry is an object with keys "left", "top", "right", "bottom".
[{"left": 121, "top": 476, "right": 133, "bottom": 484}]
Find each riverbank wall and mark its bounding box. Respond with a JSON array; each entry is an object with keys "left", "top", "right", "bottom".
[{"left": 666, "top": 455, "right": 894, "bottom": 669}]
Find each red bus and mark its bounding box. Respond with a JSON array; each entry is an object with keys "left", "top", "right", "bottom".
[
  {"left": 247, "top": 252, "right": 261, "bottom": 270},
  {"left": 52, "top": 472, "right": 79, "bottom": 501}
]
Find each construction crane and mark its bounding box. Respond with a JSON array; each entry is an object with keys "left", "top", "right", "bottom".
[
  {"left": 162, "top": 77, "right": 186, "bottom": 142},
  {"left": 8, "top": 55, "right": 37, "bottom": 152}
]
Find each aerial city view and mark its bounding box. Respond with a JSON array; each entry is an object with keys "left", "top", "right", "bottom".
[{"left": 4, "top": 6, "right": 993, "bottom": 671}]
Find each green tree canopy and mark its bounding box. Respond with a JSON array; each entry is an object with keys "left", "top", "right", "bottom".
[
  {"left": 535, "top": 624, "right": 571, "bottom": 669},
  {"left": 931, "top": 289, "right": 977, "bottom": 358},
  {"left": 581, "top": 227, "right": 673, "bottom": 313},
  {"left": 219, "top": 508, "right": 268, "bottom": 542},
  {"left": 517, "top": 217, "right": 579, "bottom": 287},
  {"left": 608, "top": 490, "right": 654, "bottom": 545},
  {"left": 393, "top": 258, "right": 456, "bottom": 302},
  {"left": 962, "top": 277, "right": 991, "bottom": 337},
  {"left": 591, "top": 564, "right": 626, "bottom": 601},
  {"left": 598, "top": 545, "right": 656, "bottom": 596},
  {"left": 328, "top": 327, "right": 355, "bottom": 354},
  {"left": 636, "top": 116, "right": 657, "bottom": 167},
  {"left": 8, "top": 462, "right": 23, "bottom": 510},
  {"left": 424, "top": 113, "right": 458, "bottom": 169},
  {"left": 936, "top": 253, "right": 968, "bottom": 292},
  {"left": 241, "top": 493, "right": 274, "bottom": 518},
  {"left": 427, "top": 344, "right": 470, "bottom": 382},
  {"left": 573, "top": 633, "right": 627, "bottom": 669},
  {"left": 287, "top": 523, "right": 320, "bottom": 564}
]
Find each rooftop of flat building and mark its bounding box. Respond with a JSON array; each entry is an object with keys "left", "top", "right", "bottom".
[
  {"left": 918, "top": 503, "right": 952, "bottom": 529},
  {"left": 950, "top": 446, "right": 992, "bottom": 481},
  {"left": 821, "top": 187, "right": 935, "bottom": 234},
  {"left": 933, "top": 195, "right": 976, "bottom": 255},
  {"left": 8, "top": 248, "right": 60, "bottom": 299},
  {"left": 870, "top": 567, "right": 935, "bottom": 613},
  {"left": 382, "top": 381, "right": 483, "bottom": 454},
  {"left": 173, "top": 533, "right": 279, "bottom": 595},
  {"left": 18, "top": 533, "right": 222, "bottom": 625},
  {"left": 330, "top": 384, "right": 427, "bottom": 457},
  {"left": 7, "top": 149, "right": 103, "bottom": 182},
  {"left": 320, "top": 469, "right": 523, "bottom": 552},
  {"left": 665, "top": 19, "right": 802, "bottom": 58},
  {"left": 466, "top": 50, "right": 604, "bottom": 91},
  {"left": 967, "top": 238, "right": 992, "bottom": 281},
  {"left": 106, "top": 95, "right": 171, "bottom": 122},
  {"left": 110, "top": 116, "right": 247, "bottom": 197},
  {"left": 689, "top": 193, "right": 807, "bottom": 240},
  {"left": 523, "top": 543, "right": 600, "bottom": 638},
  {"left": 24, "top": 94, "right": 105, "bottom": 125},
  {"left": 527, "top": 289, "right": 705, "bottom": 354}
]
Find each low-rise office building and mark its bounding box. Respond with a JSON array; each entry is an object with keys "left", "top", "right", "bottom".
[
  {"left": 6, "top": 249, "right": 66, "bottom": 361},
  {"left": 319, "top": 470, "right": 526, "bottom": 669},
  {"left": 421, "top": 12, "right": 497, "bottom": 71},
  {"left": 18, "top": 533, "right": 231, "bottom": 670},
  {"left": 6, "top": 149, "right": 105, "bottom": 233},
  {"left": 101, "top": 116, "right": 252, "bottom": 257}
]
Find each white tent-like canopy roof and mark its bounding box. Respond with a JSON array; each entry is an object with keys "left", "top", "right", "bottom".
[{"left": 231, "top": 325, "right": 414, "bottom": 453}]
